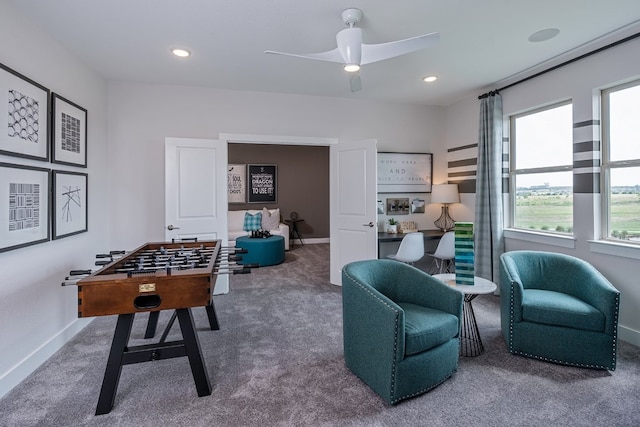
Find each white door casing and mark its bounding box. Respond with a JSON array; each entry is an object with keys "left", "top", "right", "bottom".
[
  {"left": 330, "top": 139, "right": 378, "bottom": 285},
  {"left": 165, "top": 137, "right": 229, "bottom": 294}
]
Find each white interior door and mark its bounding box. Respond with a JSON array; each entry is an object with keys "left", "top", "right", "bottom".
[
  {"left": 329, "top": 139, "right": 378, "bottom": 285},
  {"left": 165, "top": 137, "right": 229, "bottom": 294}
]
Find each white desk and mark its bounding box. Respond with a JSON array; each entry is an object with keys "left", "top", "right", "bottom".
[{"left": 433, "top": 273, "right": 497, "bottom": 357}]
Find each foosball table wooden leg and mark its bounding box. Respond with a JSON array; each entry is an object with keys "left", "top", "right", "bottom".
[
  {"left": 176, "top": 308, "right": 212, "bottom": 397},
  {"left": 95, "top": 313, "right": 135, "bottom": 415},
  {"left": 144, "top": 311, "right": 160, "bottom": 339}
]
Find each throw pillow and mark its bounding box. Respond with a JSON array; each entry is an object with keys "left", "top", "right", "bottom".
[
  {"left": 243, "top": 212, "right": 262, "bottom": 231},
  {"left": 261, "top": 207, "right": 280, "bottom": 231}
]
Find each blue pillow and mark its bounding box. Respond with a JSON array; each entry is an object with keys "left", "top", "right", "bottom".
[{"left": 243, "top": 212, "right": 262, "bottom": 231}]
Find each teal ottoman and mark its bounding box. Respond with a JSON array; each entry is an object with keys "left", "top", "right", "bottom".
[{"left": 235, "top": 235, "right": 285, "bottom": 266}]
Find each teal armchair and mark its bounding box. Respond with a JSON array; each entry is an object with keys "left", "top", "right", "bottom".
[
  {"left": 342, "top": 259, "right": 463, "bottom": 404},
  {"left": 500, "top": 251, "right": 620, "bottom": 370}
]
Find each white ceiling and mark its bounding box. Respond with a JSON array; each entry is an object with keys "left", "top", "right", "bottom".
[{"left": 9, "top": 0, "right": 640, "bottom": 106}]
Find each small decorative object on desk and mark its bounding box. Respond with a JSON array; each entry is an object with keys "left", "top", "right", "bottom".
[
  {"left": 387, "top": 218, "right": 398, "bottom": 233},
  {"left": 454, "top": 222, "right": 474, "bottom": 285},
  {"left": 400, "top": 221, "right": 418, "bottom": 233}
]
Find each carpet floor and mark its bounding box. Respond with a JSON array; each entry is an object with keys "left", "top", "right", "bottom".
[{"left": 1, "top": 243, "right": 639, "bottom": 426}]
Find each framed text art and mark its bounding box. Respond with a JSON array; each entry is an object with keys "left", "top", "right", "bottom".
[
  {"left": 377, "top": 152, "right": 433, "bottom": 193},
  {"left": 52, "top": 93, "right": 87, "bottom": 167},
  {"left": 0, "top": 162, "right": 50, "bottom": 253},
  {"left": 227, "top": 164, "right": 246, "bottom": 203},
  {"left": 0, "top": 62, "right": 50, "bottom": 161},
  {"left": 52, "top": 170, "right": 88, "bottom": 239},
  {"left": 248, "top": 164, "right": 277, "bottom": 203}
]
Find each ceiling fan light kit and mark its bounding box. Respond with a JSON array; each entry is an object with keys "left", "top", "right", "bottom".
[{"left": 264, "top": 7, "right": 440, "bottom": 92}]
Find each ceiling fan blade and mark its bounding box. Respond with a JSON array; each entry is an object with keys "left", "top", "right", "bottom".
[
  {"left": 361, "top": 32, "right": 440, "bottom": 65},
  {"left": 336, "top": 27, "right": 363, "bottom": 65},
  {"left": 264, "top": 47, "right": 344, "bottom": 64},
  {"left": 348, "top": 72, "right": 362, "bottom": 92}
]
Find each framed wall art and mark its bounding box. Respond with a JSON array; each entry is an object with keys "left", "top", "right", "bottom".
[
  {"left": 377, "top": 152, "right": 433, "bottom": 193},
  {"left": 227, "top": 164, "right": 246, "bottom": 203},
  {"left": 0, "top": 162, "right": 50, "bottom": 252},
  {"left": 51, "top": 93, "right": 87, "bottom": 167},
  {"left": 0, "top": 62, "right": 50, "bottom": 161},
  {"left": 52, "top": 170, "right": 88, "bottom": 239},
  {"left": 248, "top": 164, "right": 277, "bottom": 203}
]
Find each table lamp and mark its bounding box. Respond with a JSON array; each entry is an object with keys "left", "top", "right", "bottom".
[{"left": 431, "top": 183, "right": 459, "bottom": 232}]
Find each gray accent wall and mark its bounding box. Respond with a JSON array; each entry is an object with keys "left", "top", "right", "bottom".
[{"left": 228, "top": 144, "right": 330, "bottom": 239}]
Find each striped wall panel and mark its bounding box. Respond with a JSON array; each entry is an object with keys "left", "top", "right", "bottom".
[
  {"left": 573, "top": 120, "right": 600, "bottom": 194},
  {"left": 447, "top": 139, "right": 510, "bottom": 194},
  {"left": 447, "top": 144, "right": 477, "bottom": 193},
  {"left": 502, "top": 136, "right": 510, "bottom": 193}
]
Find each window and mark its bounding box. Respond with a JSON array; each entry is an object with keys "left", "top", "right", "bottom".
[
  {"left": 509, "top": 102, "right": 573, "bottom": 233},
  {"left": 602, "top": 80, "right": 640, "bottom": 243}
]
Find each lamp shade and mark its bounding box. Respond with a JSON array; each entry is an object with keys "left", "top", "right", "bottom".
[{"left": 430, "top": 184, "right": 459, "bottom": 204}]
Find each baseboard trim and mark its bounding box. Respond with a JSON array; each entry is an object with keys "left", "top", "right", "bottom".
[
  {"left": 292, "top": 237, "right": 329, "bottom": 245},
  {"left": 0, "top": 317, "right": 93, "bottom": 399},
  {"left": 619, "top": 324, "right": 640, "bottom": 348}
]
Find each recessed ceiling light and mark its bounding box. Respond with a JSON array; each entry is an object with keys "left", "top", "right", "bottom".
[
  {"left": 423, "top": 76, "right": 437, "bottom": 83},
  {"left": 528, "top": 28, "right": 560, "bottom": 43},
  {"left": 171, "top": 48, "right": 191, "bottom": 58}
]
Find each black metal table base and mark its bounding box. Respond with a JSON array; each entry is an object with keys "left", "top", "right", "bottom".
[
  {"left": 95, "top": 308, "right": 211, "bottom": 415},
  {"left": 460, "top": 295, "right": 485, "bottom": 357},
  {"left": 144, "top": 301, "right": 219, "bottom": 339}
]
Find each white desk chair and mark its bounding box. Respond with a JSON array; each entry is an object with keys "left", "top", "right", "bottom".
[
  {"left": 426, "top": 231, "right": 455, "bottom": 274},
  {"left": 386, "top": 232, "right": 425, "bottom": 265}
]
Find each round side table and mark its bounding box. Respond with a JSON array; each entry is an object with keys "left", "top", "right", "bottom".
[{"left": 433, "top": 273, "right": 497, "bottom": 357}]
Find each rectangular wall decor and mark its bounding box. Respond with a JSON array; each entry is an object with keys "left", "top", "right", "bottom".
[
  {"left": 52, "top": 93, "right": 87, "bottom": 167},
  {"left": 52, "top": 170, "right": 88, "bottom": 239},
  {"left": 0, "top": 62, "right": 50, "bottom": 161},
  {"left": 377, "top": 152, "right": 432, "bottom": 193},
  {"left": 0, "top": 162, "right": 50, "bottom": 252},
  {"left": 227, "top": 164, "right": 246, "bottom": 203},
  {"left": 248, "top": 164, "right": 277, "bottom": 203}
]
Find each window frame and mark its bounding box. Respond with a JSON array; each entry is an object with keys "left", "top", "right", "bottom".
[
  {"left": 508, "top": 100, "right": 574, "bottom": 235},
  {"left": 600, "top": 79, "right": 640, "bottom": 244}
]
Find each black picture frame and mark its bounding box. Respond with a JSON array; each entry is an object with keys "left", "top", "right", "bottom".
[
  {"left": 377, "top": 152, "right": 433, "bottom": 193},
  {"left": 51, "top": 93, "right": 87, "bottom": 167},
  {"left": 0, "top": 62, "right": 50, "bottom": 161},
  {"left": 0, "top": 162, "right": 50, "bottom": 252},
  {"left": 52, "top": 170, "right": 88, "bottom": 239},
  {"left": 247, "top": 164, "right": 277, "bottom": 203}
]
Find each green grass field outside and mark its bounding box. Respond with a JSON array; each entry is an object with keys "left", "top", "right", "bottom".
[{"left": 514, "top": 193, "right": 640, "bottom": 237}]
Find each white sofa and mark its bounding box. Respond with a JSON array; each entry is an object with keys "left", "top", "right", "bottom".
[{"left": 228, "top": 208, "right": 290, "bottom": 250}]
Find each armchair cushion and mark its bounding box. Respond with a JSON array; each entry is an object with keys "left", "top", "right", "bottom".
[
  {"left": 522, "top": 289, "right": 605, "bottom": 332},
  {"left": 398, "top": 303, "right": 459, "bottom": 356}
]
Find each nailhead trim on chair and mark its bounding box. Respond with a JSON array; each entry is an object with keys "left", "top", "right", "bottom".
[{"left": 342, "top": 271, "right": 401, "bottom": 403}]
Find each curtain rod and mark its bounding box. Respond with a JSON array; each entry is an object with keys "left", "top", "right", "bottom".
[{"left": 478, "top": 31, "right": 640, "bottom": 99}]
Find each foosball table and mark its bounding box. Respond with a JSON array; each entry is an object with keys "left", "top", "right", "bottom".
[{"left": 65, "top": 239, "right": 254, "bottom": 415}]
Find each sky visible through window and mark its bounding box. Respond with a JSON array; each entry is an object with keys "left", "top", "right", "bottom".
[
  {"left": 514, "top": 88, "right": 640, "bottom": 188},
  {"left": 514, "top": 103, "right": 573, "bottom": 188}
]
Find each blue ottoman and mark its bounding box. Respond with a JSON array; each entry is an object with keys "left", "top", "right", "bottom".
[{"left": 235, "top": 235, "right": 285, "bottom": 266}]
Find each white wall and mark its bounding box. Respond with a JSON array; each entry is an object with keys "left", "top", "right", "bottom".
[
  {"left": 445, "top": 37, "right": 640, "bottom": 346},
  {"left": 0, "top": 2, "right": 109, "bottom": 398},
  {"left": 107, "top": 82, "right": 446, "bottom": 249}
]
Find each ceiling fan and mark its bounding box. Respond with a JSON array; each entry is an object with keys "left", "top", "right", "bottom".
[{"left": 264, "top": 8, "right": 440, "bottom": 92}]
